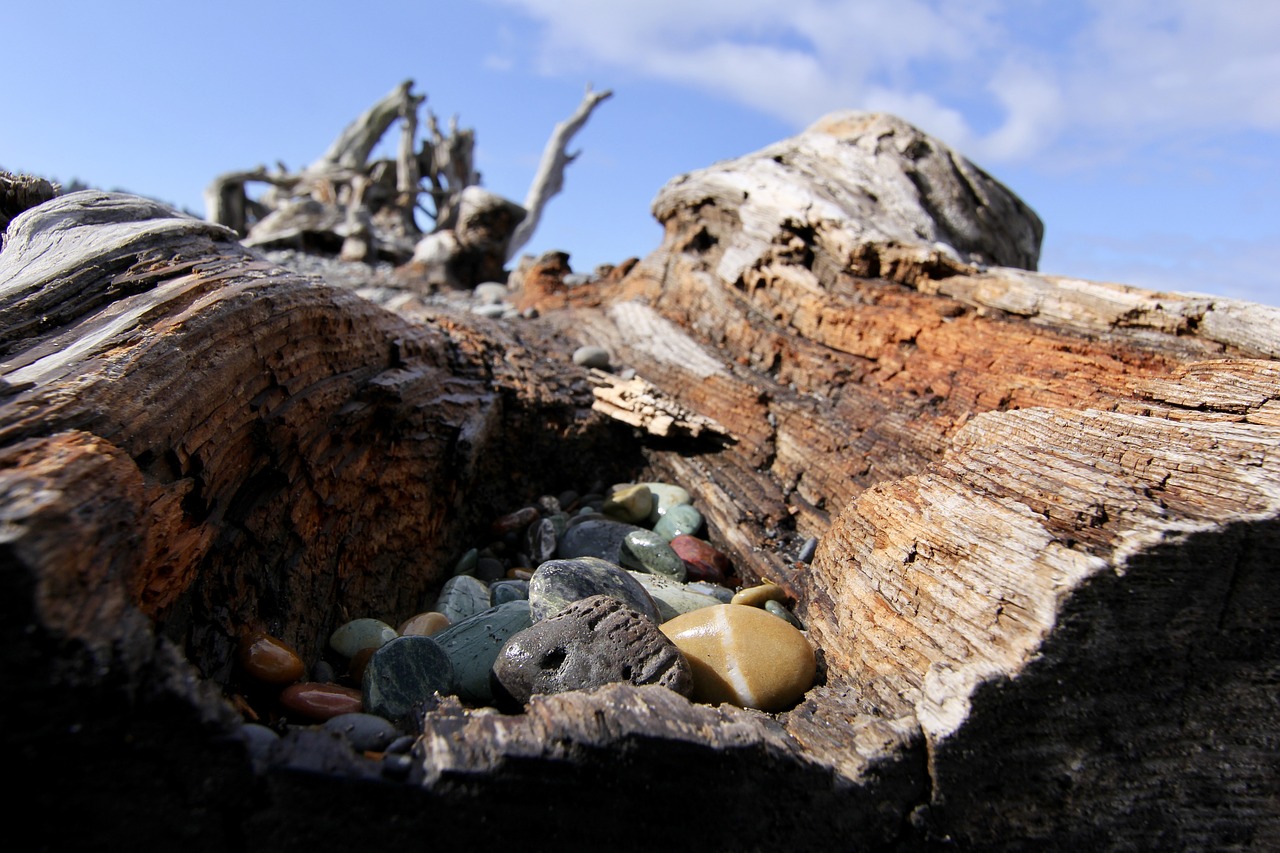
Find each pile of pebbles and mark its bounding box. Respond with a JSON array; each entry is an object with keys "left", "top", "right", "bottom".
[{"left": 231, "top": 480, "right": 820, "bottom": 777}]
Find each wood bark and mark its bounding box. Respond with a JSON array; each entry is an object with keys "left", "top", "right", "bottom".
[{"left": 1, "top": 111, "right": 1277, "bottom": 851}]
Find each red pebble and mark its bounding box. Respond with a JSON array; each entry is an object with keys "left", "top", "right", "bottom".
[
  {"left": 670, "top": 534, "right": 732, "bottom": 585},
  {"left": 279, "top": 682, "right": 363, "bottom": 721},
  {"left": 491, "top": 506, "right": 540, "bottom": 535},
  {"left": 238, "top": 632, "right": 306, "bottom": 685}
]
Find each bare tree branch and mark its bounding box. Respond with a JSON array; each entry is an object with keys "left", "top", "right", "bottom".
[{"left": 506, "top": 85, "right": 613, "bottom": 261}]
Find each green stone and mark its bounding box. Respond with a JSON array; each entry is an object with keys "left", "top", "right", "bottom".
[
  {"left": 765, "top": 599, "right": 805, "bottom": 629},
  {"left": 602, "top": 483, "right": 653, "bottom": 524},
  {"left": 361, "top": 636, "right": 455, "bottom": 722},
  {"left": 619, "top": 529, "right": 687, "bottom": 581},
  {"left": 432, "top": 601, "right": 532, "bottom": 705},
  {"left": 432, "top": 574, "right": 490, "bottom": 624},
  {"left": 628, "top": 571, "right": 723, "bottom": 622},
  {"left": 453, "top": 547, "right": 479, "bottom": 576},
  {"left": 642, "top": 482, "right": 691, "bottom": 524},
  {"left": 653, "top": 504, "right": 703, "bottom": 541}
]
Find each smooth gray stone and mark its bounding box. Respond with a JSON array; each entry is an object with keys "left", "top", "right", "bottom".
[
  {"left": 653, "top": 503, "right": 703, "bottom": 541},
  {"left": 489, "top": 579, "right": 530, "bottom": 606},
  {"left": 492, "top": 595, "right": 693, "bottom": 706},
  {"left": 329, "top": 618, "right": 397, "bottom": 658},
  {"left": 361, "top": 636, "right": 455, "bottom": 723},
  {"left": 323, "top": 712, "right": 399, "bottom": 752},
  {"left": 557, "top": 517, "right": 646, "bottom": 564},
  {"left": 528, "top": 556, "right": 660, "bottom": 623},
  {"left": 628, "top": 571, "right": 723, "bottom": 622},
  {"left": 797, "top": 536, "right": 819, "bottom": 564},
  {"left": 572, "top": 345, "right": 611, "bottom": 369},
  {"left": 431, "top": 574, "right": 491, "bottom": 624},
  {"left": 686, "top": 581, "right": 735, "bottom": 603},
  {"left": 432, "top": 601, "right": 533, "bottom": 705},
  {"left": 619, "top": 529, "right": 687, "bottom": 581},
  {"left": 474, "top": 557, "right": 507, "bottom": 583},
  {"left": 766, "top": 599, "right": 805, "bottom": 629}
]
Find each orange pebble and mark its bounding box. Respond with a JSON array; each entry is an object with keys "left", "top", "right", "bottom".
[{"left": 238, "top": 632, "right": 306, "bottom": 685}]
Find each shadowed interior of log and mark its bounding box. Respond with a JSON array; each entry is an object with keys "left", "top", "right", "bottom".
[{"left": 2, "top": 118, "right": 1277, "bottom": 849}]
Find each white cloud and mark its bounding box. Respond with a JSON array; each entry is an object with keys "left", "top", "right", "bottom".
[{"left": 486, "top": 0, "right": 1280, "bottom": 165}]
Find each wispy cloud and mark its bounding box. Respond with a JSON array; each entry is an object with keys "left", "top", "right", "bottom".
[{"left": 486, "top": 0, "right": 1280, "bottom": 165}]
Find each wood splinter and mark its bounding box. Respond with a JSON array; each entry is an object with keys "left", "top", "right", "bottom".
[{"left": 587, "top": 368, "right": 731, "bottom": 441}]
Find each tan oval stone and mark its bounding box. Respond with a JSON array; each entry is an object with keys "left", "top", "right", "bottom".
[
  {"left": 660, "top": 603, "right": 816, "bottom": 712},
  {"left": 398, "top": 611, "right": 451, "bottom": 637},
  {"left": 730, "top": 582, "right": 788, "bottom": 608}
]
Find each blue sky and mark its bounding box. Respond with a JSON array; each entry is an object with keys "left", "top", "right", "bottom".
[{"left": 4, "top": 1, "right": 1278, "bottom": 305}]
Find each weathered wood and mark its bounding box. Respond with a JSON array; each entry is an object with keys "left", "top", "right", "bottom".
[
  {"left": 2, "top": 110, "right": 1277, "bottom": 851},
  {"left": 506, "top": 85, "right": 613, "bottom": 261}
]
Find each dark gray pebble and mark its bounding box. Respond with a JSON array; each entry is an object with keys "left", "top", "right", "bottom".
[
  {"left": 528, "top": 556, "right": 660, "bottom": 623},
  {"left": 322, "top": 712, "right": 400, "bottom": 752},
  {"left": 361, "top": 636, "right": 455, "bottom": 724},
  {"left": 798, "top": 536, "right": 819, "bottom": 564},
  {"left": 557, "top": 517, "right": 646, "bottom": 565},
  {"left": 492, "top": 595, "right": 693, "bottom": 705}
]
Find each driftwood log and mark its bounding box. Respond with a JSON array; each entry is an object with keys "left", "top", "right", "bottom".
[{"left": 1, "top": 113, "right": 1277, "bottom": 851}]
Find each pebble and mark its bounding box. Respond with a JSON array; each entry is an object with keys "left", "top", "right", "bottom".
[
  {"left": 660, "top": 604, "right": 816, "bottom": 712},
  {"left": 453, "top": 547, "right": 479, "bottom": 576},
  {"left": 474, "top": 557, "right": 507, "bottom": 583},
  {"left": 492, "top": 595, "right": 693, "bottom": 706},
  {"left": 731, "top": 582, "right": 789, "bottom": 608},
  {"left": 237, "top": 631, "right": 306, "bottom": 685},
  {"left": 642, "top": 482, "right": 691, "bottom": 524},
  {"left": 279, "top": 682, "right": 363, "bottom": 721},
  {"left": 572, "top": 345, "right": 611, "bottom": 369},
  {"left": 491, "top": 506, "right": 539, "bottom": 535},
  {"left": 398, "top": 611, "right": 451, "bottom": 637},
  {"left": 602, "top": 483, "right": 653, "bottom": 524},
  {"left": 329, "top": 618, "right": 398, "bottom": 659},
  {"left": 628, "top": 571, "right": 724, "bottom": 622},
  {"left": 431, "top": 575, "right": 491, "bottom": 624},
  {"left": 473, "top": 282, "right": 510, "bottom": 305},
  {"left": 653, "top": 504, "right": 703, "bottom": 541},
  {"left": 489, "top": 579, "right": 530, "bottom": 606},
  {"left": 361, "top": 636, "right": 455, "bottom": 723},
  {"left": 525, "top": 516, "right": 560, "bottom": 564},
  {"left": 527, "top": 556, "right": 661, "bottom": 623},
  {"left": 765, "top": 599, "right": 805, "bottom": 629},
  {"left": 322, "top": 712, "right": 400, "bottom": 752},
  {"left": 238, "top": 723, "right": 279, "bottom": 769},
  {"left": 797, "top": 536, "right": 819, "bottom": 564},
  {"left": 619, "top": 529, "right": 687, "bottom": 581},
  {"left": 556, "top": 517, "right": 646, "bottom": 565},
  {"left": 432, "top": 601, "right": 533, "bottom": 705},
  {"left": 686, "top": 581, "right": 734, "bottom": 603},
  {"left": 669, "top": 534, "right": 733, "bottom": 585}
]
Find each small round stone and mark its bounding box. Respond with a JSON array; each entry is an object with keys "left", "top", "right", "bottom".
[
  {"left": 491, "top": 506, "right": 539, "bottom": 535},
  {"left": 431, "top": 574, "right": 491, "bottom": 624},
  {"left": 765, "top": 599, "right": 805, "bottom": 629},
  {"left": 620, "top": 529, "right": 687, "bottom": 581},
  {"left": 237, "top": 632, "right": 306, "bottom": 685},
  {"left": 279, "top": 682, "right": 363, "bottom": 721},
  {"left": 797, "top": 536, "right": 819, "bottom": 564},
  {"left": 453, "top": 547, "right": 479, "bottom": 576},
  {"left": 329, "top": 618, "right": 397, "bottom": 659},
  {"left": 528, "top": 556, "right": 661, "bottom": 623},
  {"left": 686, "top": 581, "right": 734, "bottom": 603},
  {"left": 653, "top": 504, "right": 703, "bottom": 541},
  {"left": 474, "top": 557, "right": 507, "bottom": 583},
  {"left": 398, "top": 611, "right": 451, "bottom": 637},
  {"left": 731, "top": 582, "right": 789, "bottom": 608},
  {"left": 572, "top": 345, "right": 611, "bottom": 369},
  {"left": 660, "top": 604, "right": 816, "bottom": 712},
  {"left": 361, "top": 636, "right": 455, "bottom": 723},
  {"left": 322, "top": 712, "right": 400, "bottom": 752},
  {"left": 641, "top": 482, "right": 691, "bottom": 524},
  {"left": 602, "top": 483, "right": 653, "bottom": 524},
  {"left": 525, "top": 517, "right": 560, "bottom": 565},
  {"left": 489, "top": 579, "right": 530, "bottom": 606}
]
